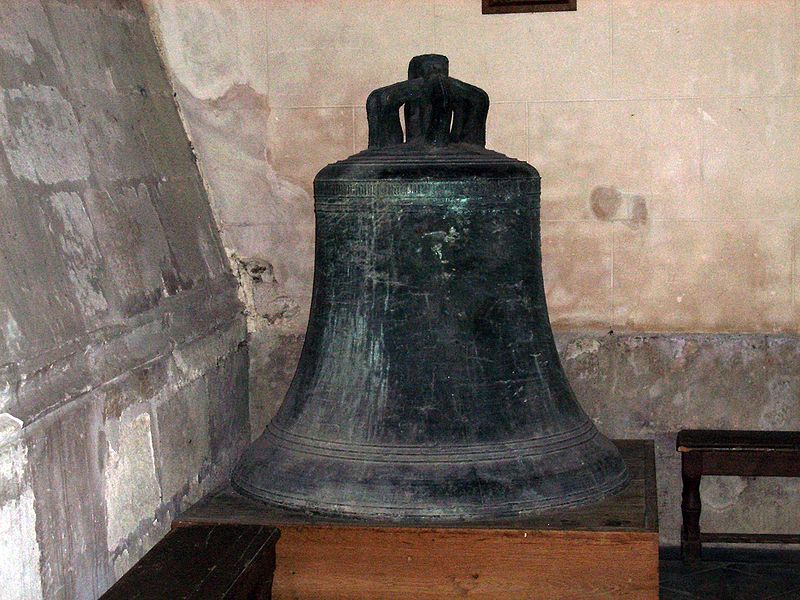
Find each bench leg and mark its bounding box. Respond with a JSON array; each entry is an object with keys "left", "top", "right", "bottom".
[{"left": 681, "top": 452, "right": 702, "bottom": 562}]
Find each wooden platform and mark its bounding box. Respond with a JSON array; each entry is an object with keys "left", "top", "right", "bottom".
[
  {"left": 101, "top": 524, "right": 279, "bottom": 599},
  {"left": 176, "top": 440, "right": 658, "bottom": 599}
]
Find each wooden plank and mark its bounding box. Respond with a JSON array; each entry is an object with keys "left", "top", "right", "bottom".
[
  {"left": 702, "top": 532, "right": 800, "bottom": 545},
  {"left": 677, "top": 429, "right": 800, "bottom": 452},
  {"left": 100, "top": 525, "right": 279, "bottom": 599},
  {"left": 700, "top": 450, "right": 800, "bottom": 477},
  {"left": 482, "top": 0, "right": 577, "bottom": 14},
  {"left": 178, "top": 440, "right": 656, "bottom": 534},
  {"left": 273, "top": 526, "right": 657, "bottom": 600}
]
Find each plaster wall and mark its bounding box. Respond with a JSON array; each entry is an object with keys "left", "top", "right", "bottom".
[
  {"left": 0, "top": 1, "right": 248, "bottom": 596},
  {"left": 145, "top": 0, "right": 800, "bottom": 547}
]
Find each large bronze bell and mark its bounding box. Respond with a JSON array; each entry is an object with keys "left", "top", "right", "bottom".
[{"left": 233, "top": 55, "right": 629, "bottom": 520}]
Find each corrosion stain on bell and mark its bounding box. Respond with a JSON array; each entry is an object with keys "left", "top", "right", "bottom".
[{"left": 233, "top": 55, "right": 629, "bottom": 520}]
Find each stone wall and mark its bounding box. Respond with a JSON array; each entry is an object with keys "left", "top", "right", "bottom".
[
  {"left": 0, "top": 1, "right": 248, "bottom": 597},
  {"left": 146, "top": 0, "right": 800, "bottom": 423},
  {"left": 144, "top": 0, "right": 311, "bottom": 436},
  {"left": 144, "top": 0, "right": 800, "bottom": 548},
  {"left": 557, "top": 332, "right": 800, "bottom": 547}
]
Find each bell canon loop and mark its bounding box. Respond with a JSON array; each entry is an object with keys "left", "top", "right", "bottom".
[{"left": 232, "top": 55, "right": 630, "bottom": 520}]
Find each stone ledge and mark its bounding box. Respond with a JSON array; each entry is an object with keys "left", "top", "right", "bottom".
[{"left": 2, "top": 273, "right": 244, "bottom": 425}]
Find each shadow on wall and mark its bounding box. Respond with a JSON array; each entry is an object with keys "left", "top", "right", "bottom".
[{"left": 0, "top": 0, "right": 250, "bottom": 597}]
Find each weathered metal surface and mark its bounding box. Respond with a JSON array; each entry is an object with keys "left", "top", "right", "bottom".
[{"left": 233, "top": 55, "right": 629, "bottom": 520}]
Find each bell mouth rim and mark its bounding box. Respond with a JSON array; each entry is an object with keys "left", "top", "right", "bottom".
[
  {"left": 231, "top": 425, "right": 631, "bottom": 521},
  {"left": 231, "top": 467, "right": 631, "bottom": 523}
]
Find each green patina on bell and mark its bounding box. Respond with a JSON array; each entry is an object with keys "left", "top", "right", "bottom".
[{"left": 233, "top": 55, "right": 629, "bottom": 520}]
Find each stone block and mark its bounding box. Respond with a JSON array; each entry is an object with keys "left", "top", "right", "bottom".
[
  {"left": 541, "top": 221, "right": 613, "bottom": 329},
  {"left": 40, "top": 191, "right": 110, "bottom": 321},
  {"left": 248, "top": 332, "right": 303, "bottom": 439},
  {"left": 103, "top": 404, "right": 162, "bottom": 554},
  {"left": 170, "top": 316, "right": 247, "bottom": 384},
  {"left": 151, "top": 176, "right": 227, "bottom": 286},
  {"left": 0, "top": 84, "right": 91, "bottom": 184},
  {"left": 701, "top": 96, "right": 800, "bottom": 221},
  {"left": 0, "top": 178, "right": 89, "bottom": 365},
  {"left": 235, "top": 1, "right": 270, "bottom": 96},
  {"left": 528, "top": 99, "right": 651, "bottom": 221},
  {"left": 486, "top": 102, "right": 527, "bottom": 162},
  {"left": 763, "top": 337, "right": 800, "bottom": 429},
  {"left": 612, "top": 0, "right": 796, "bottom": 98},
  {"left": 43, "top": 0, "right": 115, "bottom": 95},
  {"left": 208, "top": 346, "right": 250, "bottom": 466},
  {"left": 28, "top": 399, "right": 111, "bottom": 600},
  {"left": 138, "top": 90, "right": 197, "bottom": 179},
  {"left": 102, "top": 12, "right": 174, "bottom": 98},
  {"left": 154, "top": 377, "right": 210, "bottom": 503},
  {"left": 435, "top": 0, "right": 612, "bottom": 102},
  {"left": 81, "top": 184, "right": 171, "bottom": 317},
  {"left": 613, "top": 220, "right": 793, "bottom": 332},
  {"left": 640, "top": 99, "right": 703, "bottom": 221},
  {"left": 71, "top": 90, "right": 156, "bottom": 183},
  {"left": 700, "top": 476, "right": 800, "bottom": 539},
  {"left": 266, "top": 0, "right": 434, "bottom": 107},
  {"left": 43, "top": 0, "right": 168, "bottom": 96},
  {"left": 109, "top": 513, "right": 170, "bottom": 583},
  {"left": 0, "top": 0, "right": 65, "bottom": 90},
  {"left": 0, "top": 436, "right": 42, "bottom": 600},
  {"left": 266, "top": 107, "right": 354, "bottom": 195}
]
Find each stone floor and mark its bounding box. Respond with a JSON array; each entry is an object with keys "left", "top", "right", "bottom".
[{"left": 660, "top": 550, "right": 800, "bottom": 599}]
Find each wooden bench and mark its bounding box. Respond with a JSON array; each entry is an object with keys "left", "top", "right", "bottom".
[
  {"left": 100, "top": 524, "right": 279, "bottom": 599},
  {"left": 677, "top": 429, "right": 800, "bottom": 562}
]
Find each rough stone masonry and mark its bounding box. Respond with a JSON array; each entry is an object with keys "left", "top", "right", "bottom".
[{"left": 0, "top": 1, "right": 248, "bottom": 597}]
